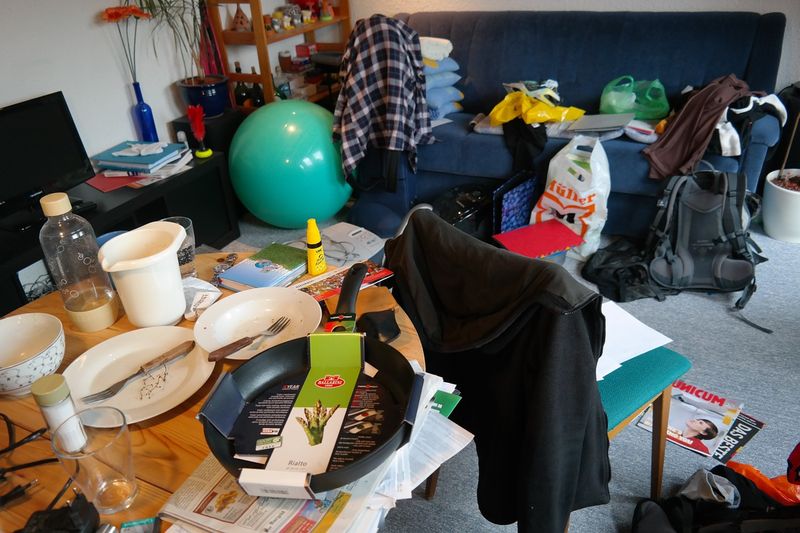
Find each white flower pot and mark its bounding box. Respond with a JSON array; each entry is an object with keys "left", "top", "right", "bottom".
[{"left": 762, "top": 169, "right": 800, "bottom": 243}]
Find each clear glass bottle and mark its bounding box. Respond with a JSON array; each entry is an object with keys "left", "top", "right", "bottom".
[
  {"left": 39, "top": 193, "right": 119, "bottom": 332},
  {"left": 273, "top": 66, "right": 291, "bottom": 100}
]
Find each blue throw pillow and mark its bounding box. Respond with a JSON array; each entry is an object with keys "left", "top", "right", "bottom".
[
  {"left": 430, "top": 101, "right": 463, "bottom": 120},
  {"left": 426, "top": 71, "right": 461, "bottom": 90},
  {"left": 427, "top": 86, "right": 464, "bottom": 109},
  {"left": 423, "top": 56, "right": 460, "bottom": 75}
]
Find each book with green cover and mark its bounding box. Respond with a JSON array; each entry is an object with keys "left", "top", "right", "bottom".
[{"left": 218, "top": 243, "right": 307, "bottom": 291}]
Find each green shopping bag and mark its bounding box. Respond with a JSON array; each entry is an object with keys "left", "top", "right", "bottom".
[{"left": 599, "top": 75, "right": 670, "bottom": 120}]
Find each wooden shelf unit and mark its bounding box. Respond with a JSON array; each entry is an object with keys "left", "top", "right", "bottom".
[{"left": 207, "top": 0, "right": 350, "bottom": 106}]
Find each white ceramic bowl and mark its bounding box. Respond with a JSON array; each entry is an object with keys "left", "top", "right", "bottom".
[{"left": 0, "top": 313, "right": 65, "bottom": 396}]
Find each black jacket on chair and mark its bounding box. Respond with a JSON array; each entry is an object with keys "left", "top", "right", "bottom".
[{"left": 384, "top": 210, "right": 610, "bottom": 533}]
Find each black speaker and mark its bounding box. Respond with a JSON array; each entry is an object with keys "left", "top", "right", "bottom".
[{"left": 170, "top": 108, "right": 245, "bottom": 155}]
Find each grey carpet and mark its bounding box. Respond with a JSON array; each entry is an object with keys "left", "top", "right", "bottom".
[
  {"left": 223, "top": 208, "right": 350, "bottom": 254},
  {"left": 229, "top": 216, "right": 799, "bottom": 532}
]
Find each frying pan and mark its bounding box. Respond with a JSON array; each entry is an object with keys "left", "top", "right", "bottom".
[{"left": 201, "top": 263, "right": 416, "bottom": 493}]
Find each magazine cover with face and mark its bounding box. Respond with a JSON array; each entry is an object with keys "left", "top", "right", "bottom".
[{"left": 636, "top": 379, "right": 743, "bottom": 458}]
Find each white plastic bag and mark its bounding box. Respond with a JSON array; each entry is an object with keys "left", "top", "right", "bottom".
[{"left": 531, "top": 135, "right": 610, "bottom": 258}]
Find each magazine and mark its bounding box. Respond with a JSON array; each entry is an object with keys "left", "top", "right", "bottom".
[
  {"left": 293, "top": 260, "right": 393, "bottom": 301},
  {"left": 159, "top": 453, "right": 393, "bottom": 533},
  {"left": 637, "top": 379, "right": 744, "bottom": 458},
  {"left": 712, "top": 411, "right": 765, "bottom": 463}
]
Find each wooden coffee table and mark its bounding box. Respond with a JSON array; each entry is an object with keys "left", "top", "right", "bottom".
[{"left": 0, "top": 253, "right": 423, "bottom": 530}]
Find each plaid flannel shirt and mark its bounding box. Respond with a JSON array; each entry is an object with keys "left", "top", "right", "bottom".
[{"left": 333, "top": 15, "right": 434, "bottom": 180}]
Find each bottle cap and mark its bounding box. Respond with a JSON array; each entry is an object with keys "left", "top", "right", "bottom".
[
  {"left": 40, "top": 193, "right": 72, "bottom": 217},
  {"left": 31, "top": 374, "right": 71, "bottom": 407},
  {"left": 307, "top": 218, "right": 321, "bottom": 246}
]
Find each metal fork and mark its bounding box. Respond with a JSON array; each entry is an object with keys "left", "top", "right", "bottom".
[
  {"left": 80, "top": 340, "right": 195, "bottom": 404},
  {"left": 208, "top": 316, "right": 291, "bottom": 362}
]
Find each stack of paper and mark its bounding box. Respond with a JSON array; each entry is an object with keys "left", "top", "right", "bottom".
[{"left": 596, "top": 301, "right": 672, "bottom": 380}]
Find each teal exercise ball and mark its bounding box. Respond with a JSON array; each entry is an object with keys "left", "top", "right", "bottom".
[{"left": 229, "top": 100, "right": 351, "bottom": 228}]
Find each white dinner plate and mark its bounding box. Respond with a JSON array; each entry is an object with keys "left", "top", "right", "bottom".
[
  {"left": 194, "top": 287, "right": 322, "bottom": 360},
  {"left": 63, "top": 326, "right": 214, "bottom": 425}
]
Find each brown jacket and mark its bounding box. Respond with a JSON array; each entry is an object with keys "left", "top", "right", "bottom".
[{"left": 643, "top": 74, "right": 752, "bottom": 180}]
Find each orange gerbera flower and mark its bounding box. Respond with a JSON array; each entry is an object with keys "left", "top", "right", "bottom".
[
  {"left": 101, "top": 6, "right": 129, "bottom": 22},
  {"left": 100, "top": 3, "right": 152, "bottom": 82}
]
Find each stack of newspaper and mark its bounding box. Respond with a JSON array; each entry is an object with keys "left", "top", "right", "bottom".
[
  {"left": 637, "top": 379, "right": 765, "bottom": 463},
  {"left": 160, "top": 363, "right": 473, "bottom": 533}
]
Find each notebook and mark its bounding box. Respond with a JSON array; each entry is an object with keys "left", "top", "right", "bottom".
[
  {"left": 218, "top": 243, "right": 308, "bottom": 292},
  {"left": 567, "top": 113, "right": 635, "bottom": 133},
  {"left": 92, "top": 141, "right": 185, "bottom": 171},
  {"left": 492, "top": 219, "right": 583, "bottom": 259}
]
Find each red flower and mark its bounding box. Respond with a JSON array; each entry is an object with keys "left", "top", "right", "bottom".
[
  {"left": 99, "top": 3, "right": 152, "bottom": 82},
  {"left": 101, "top": 5, "right": 151, "bottom": 22}
]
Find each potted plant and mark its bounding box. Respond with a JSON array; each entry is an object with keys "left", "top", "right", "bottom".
[
  {"left": 140, "top": 0, "right": 230, "bottom": 117},
  {"left": 762, "top": 114, "right": 800, "bottom": 243}
]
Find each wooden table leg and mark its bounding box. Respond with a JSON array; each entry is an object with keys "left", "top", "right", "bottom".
[
  {"left": 425, "top": 468, "right": 440, "bottom": 500},
  {"left": 650, "top": 386, "right": 671, "bottom": 499}
]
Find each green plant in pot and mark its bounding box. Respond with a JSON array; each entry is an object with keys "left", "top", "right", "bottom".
[{"left": 141, "top": 0, "right": 229, "bottom": 117}]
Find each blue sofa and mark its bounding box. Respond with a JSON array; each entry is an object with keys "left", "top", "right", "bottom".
[{"left": 348, "top": 11, "right": 786, "bottom": 238}]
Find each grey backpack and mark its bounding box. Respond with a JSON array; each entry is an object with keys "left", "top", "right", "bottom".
[{"left": 646, "top": 168, "right": 768, "bottom": 328}]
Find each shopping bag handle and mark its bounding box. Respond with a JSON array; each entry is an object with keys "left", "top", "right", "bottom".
[{"left": 610, "top": 75, "right": 634, "bottom": 90}]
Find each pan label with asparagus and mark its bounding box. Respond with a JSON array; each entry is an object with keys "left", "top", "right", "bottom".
[{"left": 230, "top": 332, "right": 405, "bottom": 495}]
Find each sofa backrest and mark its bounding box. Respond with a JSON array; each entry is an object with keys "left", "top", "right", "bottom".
[{"left": 396, "top": 11, "right": 786, "bottom": 114}]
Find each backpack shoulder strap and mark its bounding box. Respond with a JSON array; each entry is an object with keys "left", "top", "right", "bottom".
[{"left": 645, "top": 175, "right": 690, "bottom": 252}]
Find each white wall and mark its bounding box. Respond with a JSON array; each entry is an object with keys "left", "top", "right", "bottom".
[
  {"left": 0, "top": 1, "right": 189, "bottom": 157},
  {"left": 0, "top": 0, "right": 797, "bottom": 158}
]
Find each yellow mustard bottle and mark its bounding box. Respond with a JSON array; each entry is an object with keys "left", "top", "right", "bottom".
[{"left": 306, "top": 218, "right": 327, "bottom": 276}]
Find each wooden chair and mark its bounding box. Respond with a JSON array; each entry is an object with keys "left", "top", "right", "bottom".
[{"left": 425, "top": 345, "right": 691, "bottom": 502}]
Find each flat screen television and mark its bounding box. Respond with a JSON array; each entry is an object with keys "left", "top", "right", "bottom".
[{"left": 0, "top": 91, "right": 93, "bottom": 217}]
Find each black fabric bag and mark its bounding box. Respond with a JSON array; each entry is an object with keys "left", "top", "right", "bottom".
[
  {"left": 631, "top": 466, "right": 800, "bottom": 533},
  {"left": 582, "top": 237, "right": 677, "bottom": 303}
]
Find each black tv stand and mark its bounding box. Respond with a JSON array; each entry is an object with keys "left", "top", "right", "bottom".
[
  {"left": 68, "top": 196, "right": 97, "bottom": 215},
  {"left": 0, "top": 153, "right": 240, "bottom": 315},
  {"left": 0, "top": 209, "right": 43, "bottom": 234}
]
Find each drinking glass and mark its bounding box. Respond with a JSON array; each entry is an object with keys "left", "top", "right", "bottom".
[
  {"left": 51, "top": 406, "right": 138, "bottom": 514},
  {"left": 162, "top": 216, "right": 197, "bottom": 278}
]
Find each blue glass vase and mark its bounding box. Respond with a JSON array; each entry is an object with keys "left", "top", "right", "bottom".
[{"left": 132, "top": 82, "right": 159, "bottom": 142}]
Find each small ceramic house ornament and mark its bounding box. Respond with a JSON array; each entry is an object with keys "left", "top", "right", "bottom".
[{"left": 232, "top": 4, "right": 251, "bottom": 32}]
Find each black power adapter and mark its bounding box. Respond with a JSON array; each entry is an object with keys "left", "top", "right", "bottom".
[{"left": 16, "top": 492, "right": 99, "bottom": 533}]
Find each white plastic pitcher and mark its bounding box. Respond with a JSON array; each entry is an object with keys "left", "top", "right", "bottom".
[{"left": 98, "top": 221, "right": 186, "bottom": 327}]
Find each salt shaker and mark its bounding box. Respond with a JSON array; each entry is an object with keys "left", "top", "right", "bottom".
[{"left": 31, "top": 374, "right": 86, "bottom": 453}]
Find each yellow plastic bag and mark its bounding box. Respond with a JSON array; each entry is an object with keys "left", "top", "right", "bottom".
[{"left": 489, "top": 91, "right": 584, "bottom": 127}]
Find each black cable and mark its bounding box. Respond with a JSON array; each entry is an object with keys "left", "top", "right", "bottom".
[
  {"left": 0, "top": 427, "right": 47, "bottom": 455},
  {"left": 0, "top": 478, "right": 38, "bottom": 508},
  {"left": 46, "top": 476, "right": 73, "bottom": 511},
  {"left": 0, "top": 458, "right": 59, "bottom": 481},
  {"left": 0, "top": 413, "right": 15, "bottom": 455}
]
